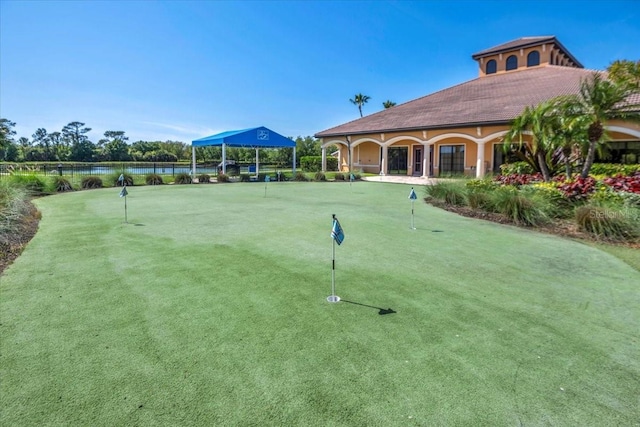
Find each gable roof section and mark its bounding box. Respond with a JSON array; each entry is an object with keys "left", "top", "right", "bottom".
[
  {"left": 472, "top": 36, "right": 583, "bottom": 68},
  {"left": 192, "top": 126, "right": 295, "bottom": 148},
  {"left": 315, "top": 67, "right": 600, "bottom": 138}
]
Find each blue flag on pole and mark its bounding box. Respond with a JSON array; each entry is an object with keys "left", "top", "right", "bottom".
[
  {"left": 409, "top": 187, "right": 417, "bottom": 200},
  {"left": 331, "top": 217, "right": 344, "bottom": 245},
  {"left": 119, "top": 187, "right": 128, "bottom": 198}
]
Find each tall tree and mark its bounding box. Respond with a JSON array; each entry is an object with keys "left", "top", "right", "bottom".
[
  {"left": 349, "top": 93, "right": 370, "bottom": 117},
  {"left": 32, "top": 128, "right": 53, "bottom": 160},
  {"left": 504, "top": 100, "right": 559, "bottom": 181},
  {"left": 607, "top": 59, "right": 640, "bottom": 90},
  {"left": 48, "top": 131, "right": 68, "bottom": 161},
  {"left": 17, "top": 137, "right": 31, "bottom": 162},
  {"left": 295, "top": 136, "right": 321, "bottom": 158},
  {"left": 382, "top": 100, "right": 397, "bottom": 109},
  {"left": 566, "top": 73, "right": 640, "bottom": 178},
  {"left": 63, "top": 121, "right": 95, "bottom": 161},
  {"left": 0, "top": 118, "right": 17, "bottom": 161},
  {"left": 100, "top": 131, "right": 131, "bottom": 161},
  {"left": 547, "top": 99, "right": 590, "bottom": 178}
]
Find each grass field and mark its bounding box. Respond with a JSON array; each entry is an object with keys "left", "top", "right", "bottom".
[{"left": 1, "top": 182, "right": 639, "bottom": 426}]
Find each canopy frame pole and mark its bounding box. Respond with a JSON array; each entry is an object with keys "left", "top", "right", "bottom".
[
  {"left": 222, "top": 143, "right": 227, "bottom": 175},
  {"left": 191, "top": 146, "right": 196, "bottom": 179},
  {"left": 293, "top": 147, "right": 297, "bottom": 177},
  {"left": 256, "top": 148, "right": 259, "bottom": 177}
]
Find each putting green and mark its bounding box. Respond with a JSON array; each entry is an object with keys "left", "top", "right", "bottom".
[{"left": 1, "top": 182, "right": 638, "bottom": 426}]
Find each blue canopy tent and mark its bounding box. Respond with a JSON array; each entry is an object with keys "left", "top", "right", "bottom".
[{"left": 191, "top": 126, "right": 296, "bottom": 178}]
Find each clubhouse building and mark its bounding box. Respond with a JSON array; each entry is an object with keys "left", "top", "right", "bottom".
[{"left": 315, "top": 36, "right": 640, "bottom": 178}]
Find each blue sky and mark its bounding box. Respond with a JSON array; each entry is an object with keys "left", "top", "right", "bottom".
[{"left": 1, "top": 0, "right": 639, "bottom": 144}]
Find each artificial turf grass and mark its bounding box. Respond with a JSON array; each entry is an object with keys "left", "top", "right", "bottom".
[{"left": 1, "top": 182, "right": 639, "bottom": 426}]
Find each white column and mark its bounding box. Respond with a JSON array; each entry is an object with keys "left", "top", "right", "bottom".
[
  {"left": 380, "top": 145, "right": 388, "bottom": 175},
  {"left": 476, "top": 141, "right": 486, "bottom": 178},
  {"left": 422, "top": 144, "right": 430, "bottom": 178},
  {"left": 321, "top": 146, "right": 327, "bottom": 172}
]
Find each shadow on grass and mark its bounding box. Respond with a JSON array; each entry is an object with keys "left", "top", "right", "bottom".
[{"left": 341, "top": 299, "right": 396, "bottom": 315}]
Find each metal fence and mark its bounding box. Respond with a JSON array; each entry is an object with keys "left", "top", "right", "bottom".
[{"left": 0, "top": 162, "right": 287, "bottom": 179}]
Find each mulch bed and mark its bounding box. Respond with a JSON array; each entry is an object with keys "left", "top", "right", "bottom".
[
  {"left": 0, "top": 200, "right": 40, "bottom": 275},
  {"left": 426, "top": 199, "right": 640, "bottom": 249}
]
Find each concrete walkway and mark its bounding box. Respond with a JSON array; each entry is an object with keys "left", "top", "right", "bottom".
[{"left": 361, "top": 175, "right": 437, "bottom": 186}]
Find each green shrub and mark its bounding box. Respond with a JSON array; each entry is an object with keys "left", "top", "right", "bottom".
[
  {"left": 109, "top": 172, "right": 133, "bottom": 186},
  {"left": 575, "top": 203, "right": 639, "bottom": 240},
  {"left": 314, "top": 171, "right": 326, "bottom": 181},
  {"left": 489, "top": 186, "right": 550, "bottom": 226},
  {"left": 528, "top": 184, "right": 573, "bottom": 218},
  {"left": 301, "top": 156, "right": 323, "bottom": 172},
  {"left": 145, "top": 173, "right": 164, "bottom": 185},
  {"left": 425, "top": 181, "right": 467, "bottom": 206},
  {"left": 334, "top": 173, "right": 345, "bottom": 181},
  {"left": 174, "top": 173, "right": 192, "bottom": 184},
  {"left": 239, "top": 174, "right": 251, "bottom": 182},
  {"left": 8, "top": 174, "right": 47, "bottom": 195},
  {"left": 197, "top": 174, "right": 211, "bottom": 184},
  {"left": 52, "top": 176, "right": 73, "bottom": 192},
  {"left": 299, "top": 156, "right": 339, "bottom": 172},
  {"left": 294, "top": 173, "right": 309, "bottom": 182},
  {"left": 465, "top": 179, "right": 497, "bottom": 210},
  {"left": 500, "top": 162, "right": 534, "bottom": 175},
  {"left": 216, "top": 173, "right": 230, "bottom": 183},
  {"left": 589, "top": 163, "right": 640, "bottom": 177},
  {"left": 81, "top": 176, "right": 103, "bottom": 189},
  {"left": 467, "top": 190, "right": 492, "bottom": 210},
  {"left": 465, "top": 179, "right": 498, "bottom": 192},
  {"left": 326, "top": 157, "right": 339, "bottom": 171},
  {"left": 620, "top": 192, "right": 640, "bottom": 209}
]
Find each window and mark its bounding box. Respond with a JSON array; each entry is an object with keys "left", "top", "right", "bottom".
[
  {"left": 506, "top": 55, "right": 518, "bottom": 71},
  {"left": 486, "top": 59, "right": 497, "bottom": 74},
  {"left": 387, "top": 147, "right": 408, "bottom": 174},
  {"left": 596, "top": 141, "right": 640, "bottom": 164},
  {"left": 439, "top": 145, "right": 465, "bottom": 175},
  {"left": 527, "top": 51, "right": 540, "bottom": 67}
]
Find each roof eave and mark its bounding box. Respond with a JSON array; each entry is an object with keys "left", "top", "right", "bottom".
[{"left": 315, "top": 120, "right": 513, "bottom": 139}]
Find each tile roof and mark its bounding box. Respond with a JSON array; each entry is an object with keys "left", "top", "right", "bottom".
[
  {"left": 471, "top": 36, "right": 583, "bottom": 68},
  {"left": 471, "top": 36, "right": 556, "bottom": 58},
  {"left": 315, "top": 66, "right": 601, "bottom": 138}
]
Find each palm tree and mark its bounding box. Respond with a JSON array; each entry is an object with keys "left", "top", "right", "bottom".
[
  {"left": 382, "top": 100, "right": 396, "bottom": 109},
  {"left": 503, "top": 100, "right": 558, "bottom": 182},
  {"left": 567, "top": 73, "right": 640, "bottom": 178},
  {"left": 546, "top": 97, "right": 589, "bottom": 179},
  {"left": 607, "top": 59, "right": 640, "bottom": 90},
  {"left": 349, "top": 93, "right": 370, "bottom": 117}
]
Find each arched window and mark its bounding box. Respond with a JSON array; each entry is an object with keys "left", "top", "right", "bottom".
[
  {"left": 506, "top": 55, "right": 518, "bottom": 71},
  {"left": 527, "top": 51, "right": 540, "bottom": 67},
  {"left": 486, "top": 59, "right": 497, "bottom": 74}
]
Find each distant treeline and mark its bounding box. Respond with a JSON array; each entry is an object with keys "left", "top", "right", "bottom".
[{"left": 0, "top": 119, "right": 331, "bottom": 166}]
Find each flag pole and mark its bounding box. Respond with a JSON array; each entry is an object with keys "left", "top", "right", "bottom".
[
  {"left": 409, "top": 187, "right": 417, "bottom": 230},
  {"left": 124, "top": 184, "right": 128, "bottom": 224},
  {"left": 118, "top": 174, "right": 129, "bottom": 224},
  {"left": 328, "top": 214, "right": 340, "bottom": 303},
  {"left": 411, "top": 199, "right": 414, "bottom": 230}
]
